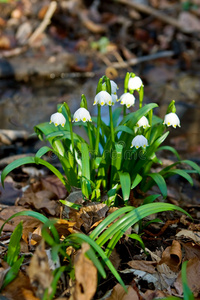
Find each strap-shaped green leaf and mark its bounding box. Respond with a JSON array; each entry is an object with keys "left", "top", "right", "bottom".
[
  {"left": 119, "top": 171, "right": 131, "bottom": 201},
  {"left": 146, "top": 173, "right": 168, "bottom": 198}
]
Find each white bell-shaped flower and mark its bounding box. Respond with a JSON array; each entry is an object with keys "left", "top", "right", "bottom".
[
  {"left": 131, "top": 135, "right": 148, "bottom": 149},
  {"left": 73, "top": 107, "right": 92, "bottom": 122},
  {"left": 110, "top": 80, "right": 118, "bottom": 94},
  {"left": 119, "top": 93, "right": 135, "bottom": 108},
  {"left": 111, "top": 94, "right": 118, "bottom": 105},
  {"left": 128, "top": 76, "right": 143, "bottom": 90},
  {"left": 136, "top": 116, "right": 150, "bottom": 129},
  {"left": 163, "top": 112, "right": 180, "bottom": 128},
  {"left": 93, "top": 91, "right": 113, "bottom": 106},
  {"left": 50, "top": 112, "right": 66, "bottom": 127}
]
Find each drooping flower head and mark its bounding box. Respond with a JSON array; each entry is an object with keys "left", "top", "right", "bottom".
[
  {"left": 111, "top": 94, "right": 118, "bottom": 105},
  {"left": 128, "top": 76, "right": 143, "bottom": 91},
  {"left": 110, "top": 80, "right": 118, "bottom": 95},
  {"left": 119, "top": 93, "right": 135, "bottom": 108},
  {"left": 136, "top": 116, "right": 150, "bottom": 129},
  {"left": 50, "top": 112, "right": 66, "bottom": 127},
  {"left": 131, "top": 135, "right": 148, "bottom": 149},
  {"left": 93, "top": 91, "right": 113, "bottom": 106},
  {"left": 73, "top": 107, "right": 92, "bottom": 122},
  {"left": 163, "top": 112, "right": 180, "bottom": 128}
]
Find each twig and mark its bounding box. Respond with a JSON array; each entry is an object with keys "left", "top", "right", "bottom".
[
  {"left": 28, "top": 1, "right": 57, "bottom": 45},
  {"left": 109, "top": 50, "right": 175, "bottom": 69},
  {"left": 115, "top": 0, "right": 196, "bottom": 34}
]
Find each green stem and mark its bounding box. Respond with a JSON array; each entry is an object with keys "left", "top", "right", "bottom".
[
  {"left": 139, "top": 85, "right": 144, "bottom": 108},
  {"left": 87, "top": 121, "right": 94, "bottom": 180},
  {"left": 123, "top": 105, "right": 126, "bottom": 117},
  {"left": 87, "top": 122, "right": 93, "bottom": 151},
  {"left": 109, "top": 106, "right": 115, "bottom": 145},
  {"left": 95, "top": 105, "right": 101, "bottom": 156}
]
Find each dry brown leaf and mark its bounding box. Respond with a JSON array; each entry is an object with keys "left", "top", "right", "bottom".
[
  {"left": 176, "top": 229, "right": 200, "bottom": 245},
  {"left": 72, "top": 243, "right": 97, "bottom": 300},
  {"left": 181, "top": 242, "right": 200, "bottom": 260},
  {"left": 0, "top": 180, "right": 22, "bottom": 205},
  {"left": 1, "top": 271, "right": 39, "bottom": 300},
  {"left": 106, "top": 284, "right": 139, "bottom": 300},
  {"left": 54, "top": 219, "right": 78, "bottom": 237},
  {"left": 41, "top": 175, "right": 67, "bottom": 199},
  {"left": 158, "top": 240, "right": 182, "bottom": 272},
  {"left": 127, "top": 260, "right": 156, "bottom": 274},
  {"left": 109, "top": 248, "right": 121, "bottom": 270},
  {"left": 179, "top": 11, "right": 200, "bottom": 32},
  {"left": 19, "top": 189, "right": 60, "bottom": 216},
  {"left": 142, "top": 289, "right": 169, "bottom": 300},
  {"left": 174, "top": 257, "right": 200, "bottom": 296},
  {"left": 27, "top": 240, "right": 53, "bottom": 298},
  {"left": 77, "top": 203, "right": 109, "bottom": 233}
]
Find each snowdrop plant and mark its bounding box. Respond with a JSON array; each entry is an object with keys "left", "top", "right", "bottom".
[{"left": 1, "top": 74, "right": 200, "bottom": 206}]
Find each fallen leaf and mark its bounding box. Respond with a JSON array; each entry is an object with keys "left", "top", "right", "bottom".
[
  {"left": 176, "top": 230, "right": 200, "bottom": 245},
  {"left": 1, "top": 271, "right": 39, "bottom": 300},
  {"left": 181, "top": 242, "right": 200, "bottom": 260},
  {"left": 174, "top": 257, "right": 200, "bottom": 297},
  {"left": 41, "top": 175, "right": 67, "bottom": 199},
  {"left": 27, "top": 240, "right": 53, "bottom": 298},
  {"left": 72, "top": 243, "right": 97, "bottom": 300},
  {"left": 127, "top": 260, "right": 156, "bottom": 274},
  {"left": 106, "top": 283, "right": 139, "bottom": 300},
  {"left": 19, "top": 189, "right": 60, "bottom": 216},
  {"left": 0, "top": 179, "right": 22, "bottom": 205},
  {"left": 179, "top": 11, "right": 200, "bottom": 32},
  {"left": 158, "top": 240, "right": 182, "bottom": 272}
]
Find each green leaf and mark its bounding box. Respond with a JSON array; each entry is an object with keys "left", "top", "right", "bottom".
[
  {"left": 181, "top": 261, "right": 195, "bottom": 300},
  {"left": 1, "top": 156, "right": 70, "bottom": 192},
  {"left": 81, "top": 143, "right": 90, "bottom": 180},
  {"left": 145, "top": 173, "right": 168, "bottom": 198},
  {"left": 119, "top": 172, "right": 131, "bottom": 201},
  {"left": 182, "top": 160, "right": 200, "bottom": 175},
  {"left": 68, "top": 233, "right": 127, "bottom": 292},
  {"left": 0, "top": 211, "right": 48, "bottom": 236},
  {"left": 157, "top": 145, "right": 181, "bottom": 160},
  {"left": 164, "top": 169, "right": 193, "bottom": 186},
  {"left": 7, "top": 222, "right": 23, "bottom": 266},
  {"left": 114, "top": 125, "right": 134, "bottom": 135},
  {"left": 1, "top": 156, "right": 34, "bottom": 187},
  {"left": 95, "top": 203, "right": 190, "bottom": 253},
  {"left": 131, "top": 173, "right": 143, "bottom": 189},
  {"left": 49, "top": 267, "right": 66, "bottom": 300},
  {"left": 90, "top": 206, "right": 134, "bottom": 241},
  {"left": 143, "top": 194, "right": 161, "bottom": 204},
  {"left": 128, "top": 233, "right": 145, "bottom": 250},
  {"left": 1, "top": 256, "right": 24, "bottom": 290},
  {"left": 59, "top": 200, "right": 81, "bottom": 210}
]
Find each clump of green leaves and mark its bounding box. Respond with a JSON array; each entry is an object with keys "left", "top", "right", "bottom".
[{"left": 1, "top": 73, "right": 200, "bottom": 205}]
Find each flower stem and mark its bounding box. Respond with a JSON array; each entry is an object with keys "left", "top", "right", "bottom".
[
  {"left": 87, "top": 122, "right": 93, "bottom": 151},
  {"left": 109, "top": 106, "right": 115, "bottom": 145},
  {"left": 95, "top": 105, "right": 101, "bottom": 156},
  {"left": 123, "top": 105, "right": 126, "bottom": 117}
]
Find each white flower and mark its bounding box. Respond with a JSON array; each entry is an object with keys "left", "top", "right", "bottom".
[
  {"left": 163, "top": 112, "right": 180, "bottom": 128},
  {"left": 111, "top": 94, "right": 118, "bottom": 105},
  {"left": 50, "top": 112, "right": 66, "bottom": 127},
  {"left": 119, "top": 93, "right": 135, "bottom": 108},
  {"left": 73, "top": 107, "right": 92, "bottom": 122},
  {"left": 110, "top": 80, "right": 118, "bottom": 94},
  {"left": 128, "top": 76, "right": 143, "bottom": 90},
  {"left": 93, "top": 91, "right": 113, "bottom": 106},
  {"left": 131, "top": 135, "right": 148, "bottom": 149},
  {"left": 136, "top": 116, "right": 150, "bottom": 129}
]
